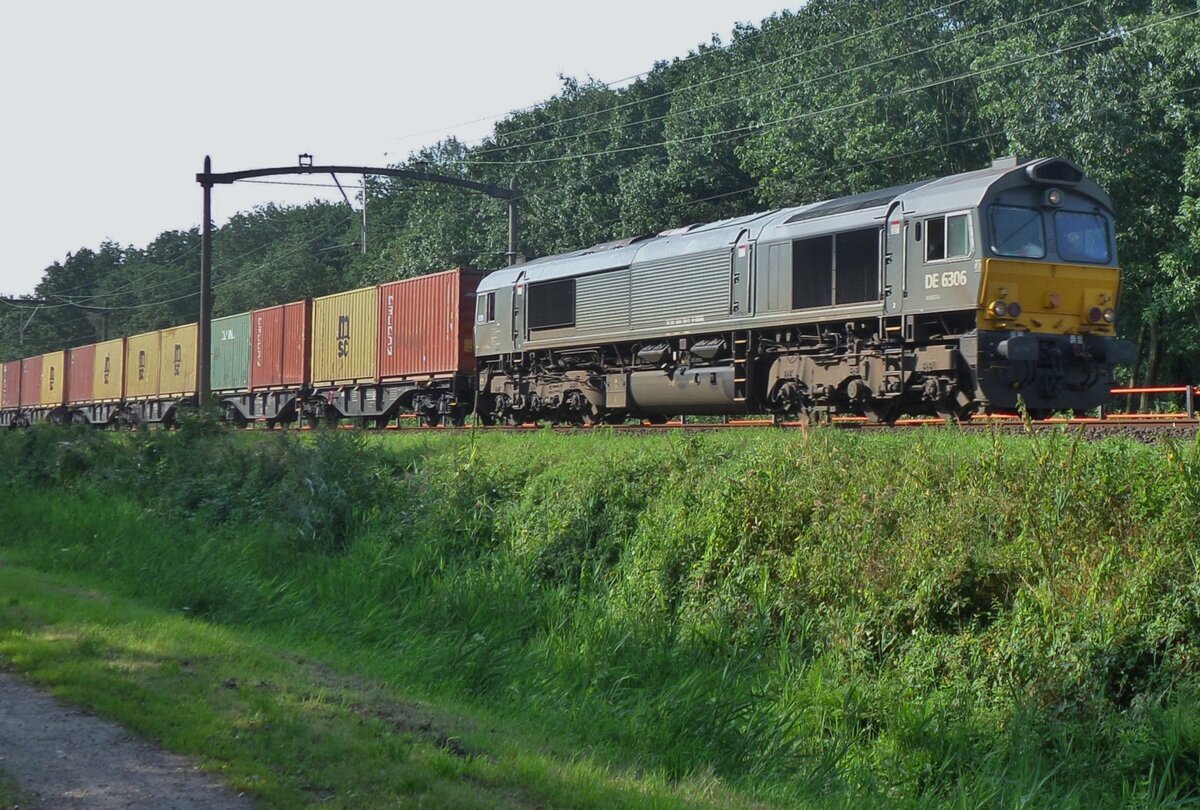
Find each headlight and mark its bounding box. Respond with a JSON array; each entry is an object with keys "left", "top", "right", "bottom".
[
  {"left": 1006, "top": 301, "right": 1022, "bottom": 318},
  {"left": 990, "top": 300, "right": 1008, "bottom": 317},
  {"left": 1088, "top": 306, "right": 1104, "bottom": 323},
  {"left": 1103, "top": 308, "right": 1115, "bottom": 323}
]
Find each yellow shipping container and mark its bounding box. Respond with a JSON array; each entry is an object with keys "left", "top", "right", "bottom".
[
  {"left": 311, "top": 286, "right": 378, "bottom": 385},
  {"left": 40, "top": 350, "right": 66, "bottom": 407},
  {"left": 159, "top": 323, "right": 198, "bottom": 396},
  {"left": 94, "top": 338, "right": 125, "bottom": 402},
  {"left": 124, "top": 330, "right": 161, "bottom": 400}
]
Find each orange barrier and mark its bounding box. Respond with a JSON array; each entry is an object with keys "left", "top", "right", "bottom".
[{"left": 1109, "top": 385, "right": 1198, "bottom": 419}]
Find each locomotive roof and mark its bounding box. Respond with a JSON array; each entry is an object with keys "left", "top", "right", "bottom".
[{"left": 477, "top": 157, "right": 1108, "bottom": 292}]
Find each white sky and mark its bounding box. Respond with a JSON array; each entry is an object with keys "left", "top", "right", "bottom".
[{"left": 0, "top": 0, "right": 790, "bottom": 297}]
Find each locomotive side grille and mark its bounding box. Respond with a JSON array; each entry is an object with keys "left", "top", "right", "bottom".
[
  {"left": 574, "top": 267, "right": 631, "bottom": 334},
  {"left": 631, "top": 249, "right": 729, "bottom": 330}
]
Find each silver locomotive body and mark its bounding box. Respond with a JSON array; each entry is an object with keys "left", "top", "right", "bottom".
[{"left": 474, "top": 157, "right": 1131, "bottom": 424}]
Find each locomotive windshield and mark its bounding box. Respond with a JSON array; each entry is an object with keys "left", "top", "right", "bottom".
[
  {"left": 1054, "top": 211, "right": 1111, "bottom": 263},
  {"left": 990, "top": 205, "right": 1046, "bottom": 259}
]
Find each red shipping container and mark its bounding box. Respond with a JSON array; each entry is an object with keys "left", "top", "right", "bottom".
[
  {"left": 1, "top": 360, "right": 20, "bottom": 409},
  {"left": 377, "top": 268, "right": 484, "bottom": 380},
  {"left": 67, "top": 344, "right": 96, "bottom": 405},
  {"left": 19, "top": 356, "right": 42, "bottom": 408},
  {"left": 250, "top": 299, "right": 310, "bottom": 389}
]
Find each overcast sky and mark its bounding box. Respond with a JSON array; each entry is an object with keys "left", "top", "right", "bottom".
[{"left": 0, "top": 0, "right": 791, "bottom": 297}]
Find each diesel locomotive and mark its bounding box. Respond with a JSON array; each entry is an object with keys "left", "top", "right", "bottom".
[
  {"left": 474, "top": 156, "right": 1134, "bottom": 424},
  {"left": 2, "top": 156, "right": 1134, "bottom": 428}
]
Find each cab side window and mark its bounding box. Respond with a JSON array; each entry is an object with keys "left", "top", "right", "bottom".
[
  {"left": 924, "top": 213, "right": 971, "bottom": 262},
  {"left": 477, "top": 292, "right": 496, "bottom": 324}
]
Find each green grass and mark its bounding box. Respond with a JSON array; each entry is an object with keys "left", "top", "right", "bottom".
[
  {"left": 2, "top": 421, "right": 1200, "bottom": 806},
  {"left": 0, "top": 564, "right": 754, "bottom": 809},
  {"left": 0, "top": 770, "right": 28, "bottom": 810}
]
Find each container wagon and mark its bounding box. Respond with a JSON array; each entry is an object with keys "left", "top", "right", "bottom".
[
  {"left": 1, "top": 352, "right": 68, "bottom": 426},
  {"left": 122, "top": 324, "right": 198, "bottom": 424},
  {"left": 305, "top": 268, "right": 483, "bottom": 426},
  {"left": 213, "top": 300, "right": 311, "bottom": 425},
  {"left": 0, "top": 360, "right": 23, "bottom": 427}
]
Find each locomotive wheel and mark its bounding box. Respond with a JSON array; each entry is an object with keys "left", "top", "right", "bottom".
[
  {"left": 863, "top": 400, "right": 900, "bottom": 425},
  {"left": 935, "top": 400, "right": 971, "bottom": 423}
]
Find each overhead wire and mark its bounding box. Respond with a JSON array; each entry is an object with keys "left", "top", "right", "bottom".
[
  {"left": 11, "top": 2, "right": 1106, "bottom": 307},
  {"left": 2, "top": 213, "right": 356, "bottom": 316},
  {"left": 457, "top": 8, "right": 1199, "bottom": 167},
  {"left": 461, "top": 0, "right": 972, "bottom": 155},
  {"left": 42, "top": 198, "right": 359, "bottom": 308},
  {"left": 462, "top": 0, "right": 1091, "bottom": 161},
  {"left": 8, "top": 12, "right": 1195, "bottom": 321},
  {"left": 25, "top": 183, "right": 360, "bottom": 306},
  {"left": 94, "top": 213, "right": 358, "bottom": 312},
  {"left": 502, "top": 82, "right": 1200, "bottom": 255},
  {"left": 381, "top": 6, "right": 800, "bottom": 148}
]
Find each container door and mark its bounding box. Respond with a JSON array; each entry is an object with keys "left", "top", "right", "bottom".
[
  {"left": 730, "top": 229, "right": 753, "bottom": 316},
  {"left": 884, "top": 202, "right": 906, "bottom": 314},
  {"left": 511, "top": 270, "right": 527, "bottom": 351}
]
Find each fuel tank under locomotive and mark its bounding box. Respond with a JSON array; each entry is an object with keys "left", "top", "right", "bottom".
[{"left": 625, "top": 366, "right": 748, "bottom": 415}]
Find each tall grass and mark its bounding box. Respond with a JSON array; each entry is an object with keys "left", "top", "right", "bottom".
[{"left": 2, "top": 420, "right": 1199, "bottom": 806}]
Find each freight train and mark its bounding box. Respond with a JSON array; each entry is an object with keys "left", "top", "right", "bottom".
[{"left": 0, "top": 157, "right": 1134, "bottom": 428}]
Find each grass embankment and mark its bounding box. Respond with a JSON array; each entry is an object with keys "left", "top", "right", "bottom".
[{"left": 1, "top": 423, "right": 1199, "bottom": 807}]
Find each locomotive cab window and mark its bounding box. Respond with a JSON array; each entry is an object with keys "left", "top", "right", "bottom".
[
  {"left": 1054, "top": 211, "right": 1111, "bottom": 263},
  {"left": 477, "top": 291, "right": 496, "bottom": 324},
  {"left": 527, "top": 278, "right": 576, "bottom": 330},
  {"left": 990, "top": 205, "right": 1046, "bottom": 259},
  {"left": 924, "top": 213, "right": 971, "bottom": 262}
]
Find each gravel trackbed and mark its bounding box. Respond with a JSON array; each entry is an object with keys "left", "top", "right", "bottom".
[{"left": 0, "top": 668, "right": 254, "bottom": 809}]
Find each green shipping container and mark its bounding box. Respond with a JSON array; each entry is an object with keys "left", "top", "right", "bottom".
[{"left": 211, "top": 312, "right": 251, "bottom": 393}]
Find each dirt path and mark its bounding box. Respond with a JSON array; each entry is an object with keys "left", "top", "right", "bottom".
[{"left": 0, "top": 669, "right": 254, "bottom": 809}]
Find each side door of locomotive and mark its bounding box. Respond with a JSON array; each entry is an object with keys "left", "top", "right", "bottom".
[
  {"left": 883, "top": 201, "right": 907, "bottom": 315},
  {"left": 511, "top": 270, "right": 527, "bottom": 352},
  {"left": 730, "top": 228, "right": 753, "bottom": 317}
]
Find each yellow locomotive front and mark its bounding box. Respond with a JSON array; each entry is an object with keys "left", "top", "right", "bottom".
[{"left": 964, "top": 164, "right": 1134, "bottom": 414}]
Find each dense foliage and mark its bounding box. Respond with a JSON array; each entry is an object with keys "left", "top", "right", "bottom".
[
  {"left": 3, "top": 0, "right": 1198, "bottom": 384},
  {"left": 1, "top": 425, "right": 1200, "bottom": 805}
]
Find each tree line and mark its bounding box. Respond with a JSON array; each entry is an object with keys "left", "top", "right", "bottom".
[{"left": 2, "top": 0, "right": 1198, "bottom": 388}]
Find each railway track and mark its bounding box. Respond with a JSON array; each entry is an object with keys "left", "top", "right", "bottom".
[{"left": 304, "top": 412, "right": 1199, "bottom": 441}]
